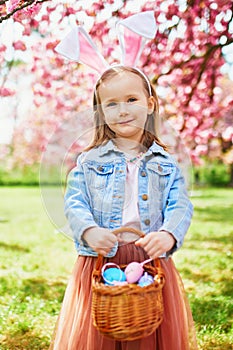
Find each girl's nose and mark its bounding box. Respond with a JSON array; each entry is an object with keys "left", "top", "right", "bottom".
[{"left": 119, "top": 102, "right": 128, "bottom": 116}]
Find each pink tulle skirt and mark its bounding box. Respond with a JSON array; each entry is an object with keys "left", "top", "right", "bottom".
[{"left": 49, "top": 244, "right": 198, "bottom": 350}]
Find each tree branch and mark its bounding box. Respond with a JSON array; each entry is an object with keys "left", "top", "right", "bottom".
[
  {"left": 184, "top": 37, "right": 233, "bottom": 106},
  {"left": 152, "top": 38, "right": 233, "bottom": 85},
  {"left": 184, "top": 45, "right": 219, "bottom": 106},
  {"left": 0, "top": 0, "right": 50, "bottom": 23},
  {"left": 228, "top": 3, "right": 233, "bottom": 32}
]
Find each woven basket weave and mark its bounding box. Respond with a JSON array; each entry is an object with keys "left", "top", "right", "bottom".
[{"left": 91, "top": 227, "right": 165, "bottom": 341}]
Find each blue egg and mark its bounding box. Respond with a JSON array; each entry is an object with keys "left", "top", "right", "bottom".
[
  {"left": 138, "top": 272, "right": 154, "bottom": 287},
  {"left": 103, "top": 268, "right": 127, "bottom": 285}
]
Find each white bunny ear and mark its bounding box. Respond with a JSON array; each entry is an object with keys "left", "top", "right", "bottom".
[
  {"left": 116, "top": 11, "right": 157, "bottom": 67},
  {"left": 55, "top": 26, "right": 109, "bottom": 74}
]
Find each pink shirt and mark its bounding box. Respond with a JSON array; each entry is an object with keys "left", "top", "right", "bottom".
[{"left": 122, "top": 162, "right": 141, "bottom": 231}]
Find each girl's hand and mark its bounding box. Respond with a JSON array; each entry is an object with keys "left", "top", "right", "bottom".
[
  {"left": 135, "top": 231, "right": 176, "bottom": 259},
  {"left": 83, "top": 227, "right": 117, "bottom": 256}
]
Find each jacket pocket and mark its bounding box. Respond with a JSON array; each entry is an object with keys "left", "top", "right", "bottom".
[
  {"left": 86, "top": 163, "right": 114, "bottom": 189},
  {"left": 147, "top": 162, "right": 173, "bottom": 192},
  {"left": 147, "top": 162, "right": 173, "bottom": 176}
]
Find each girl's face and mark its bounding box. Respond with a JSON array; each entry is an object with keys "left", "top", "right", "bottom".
[{"left": 98, "top": 71, "right": 154, "bottom": 143}]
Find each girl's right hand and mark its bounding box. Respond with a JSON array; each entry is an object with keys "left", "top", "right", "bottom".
[{"left": 83, "top": 227, "right": 118, "bottom": 256}]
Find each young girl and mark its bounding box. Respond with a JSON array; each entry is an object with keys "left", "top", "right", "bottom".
[{"left": 49, "top": 66, "right": 198, "bottom": 350}]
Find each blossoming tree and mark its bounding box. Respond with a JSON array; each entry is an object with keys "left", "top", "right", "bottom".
[{"left": 0, "top": 0, "right": 233, "bottom": 183}]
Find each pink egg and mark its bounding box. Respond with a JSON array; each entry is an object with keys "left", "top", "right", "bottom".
[{"left": 125, "top": 262, "right": 144, "bottom": 283}]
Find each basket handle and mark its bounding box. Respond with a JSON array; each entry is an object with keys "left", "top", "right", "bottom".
[
  {"left": 94, "top": 227, "right": 161, "bottom": 273},
  {"left": 112, "top": 226, "right": 145, "bottom": 238}
]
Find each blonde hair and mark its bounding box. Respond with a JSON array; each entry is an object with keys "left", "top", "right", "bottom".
[{"left": 85, "top": 66, "right": 168, "bottom": 151}]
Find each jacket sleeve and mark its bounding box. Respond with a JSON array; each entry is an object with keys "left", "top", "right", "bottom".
[
  {"left": 159, "top": 165, "right": 193, "bottom": 255},
  {"left": 64, "top": 154, "right": 98, "bottom": 244}
]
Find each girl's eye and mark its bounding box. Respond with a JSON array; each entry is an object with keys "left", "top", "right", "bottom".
[
  {"left": 106, "top": 102, "right": 117, "bottom": 108},
  {"left": 127, "top": 97, "right": 137, "bottom": 103}
]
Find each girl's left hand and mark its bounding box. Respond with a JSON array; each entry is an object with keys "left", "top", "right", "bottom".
[{"left": 135, "top": 231, "right": 176, "bottom": 259}]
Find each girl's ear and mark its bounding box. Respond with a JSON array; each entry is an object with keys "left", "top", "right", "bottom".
[{"left": 147, "top": 96, "right": 155, "bottom": 114}]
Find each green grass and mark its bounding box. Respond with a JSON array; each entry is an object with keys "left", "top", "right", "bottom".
[
  {"left": 0, "top": 187, "right": 76, "bottom": 350},
  {"left": 0, "top": 186, "right": 232, "bottom": 349},
  {"left": 174, "top": 188, "right": 233, "bottom": 350}
]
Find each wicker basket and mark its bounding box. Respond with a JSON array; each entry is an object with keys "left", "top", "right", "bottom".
[{"left": 91, "top": 227, "right": 165, "bottom": 341}]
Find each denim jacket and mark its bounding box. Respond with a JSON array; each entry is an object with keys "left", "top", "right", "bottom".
[{"left": 64, "top": 140, "right": 193, "bottom": 258}]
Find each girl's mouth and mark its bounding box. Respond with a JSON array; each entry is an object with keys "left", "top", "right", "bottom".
[{"left": 118, "top": 119, "right": 134, "bottom": 125}]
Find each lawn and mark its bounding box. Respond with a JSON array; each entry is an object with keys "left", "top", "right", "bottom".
[{"left": 0, "top": 186, "right": 232, "bottom": 349}]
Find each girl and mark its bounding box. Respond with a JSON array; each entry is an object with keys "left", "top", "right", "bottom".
[{"left": 49, "top": 66, "right": 198, "bottom": 350}]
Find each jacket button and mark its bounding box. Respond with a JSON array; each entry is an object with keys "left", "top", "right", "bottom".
[
  {"left": 142, "top": 194, "right": 148, "bottom": 201},
  {"left": 97, "top": 166, "right": 104, "bottom": 172},
  {"left": 158, "top": 165, "right": 163, "bottom": 172},
  {"left": 144, "top": 219, "right": 150, "bottom": 225},
  {"left": 141, "top": 170, "right": 147, "bottom": 177}
]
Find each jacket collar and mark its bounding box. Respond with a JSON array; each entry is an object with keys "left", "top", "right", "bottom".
[{"left": 98, "top": 139, "right": 168, "bottom": 157}]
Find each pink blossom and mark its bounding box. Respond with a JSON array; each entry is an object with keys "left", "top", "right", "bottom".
[
  {"left": 41, "top": 14, "right": 50, "bottom": 21},
  {"left": 1, "top": 0, "right": 233, "bottom": 170},
  {"left": 46, "top": 41, "right": 59, "bottom": 51},
  {"left": 195, "top": 145, "right": 208, "bottom": 156},
  {"left": 54, "top": 57, "right": 64, "bottom": 68},
  {"left": 0, "top": 4, "right": 7, "bottom": 16},
  {"left": 0, "top": 87, "right": 15, "bottom": 97},
  {"left": 189, "top": 151, "right": 202, "bottom": 166},
  {"left": 166, "top": 4, "right": 178, "bottom": 20},
  {"left": 0, "top": 44, "right": 6, "bottom": 52},
  {"left": 46, "top": 5, "right": 57, "bottom": 13},
  {"left": 29, "top": 19, "right": 39, "bottom": 29},
  {"left": 13, "top": 40, "right": 27, "bottom": 51},
  {"left": 186, "top": 117, "right": 199, "bottom": 129},
  {"left": 6, "top": 0, "right": 19, "bottom": 13},
  {"left": 22, "top": 24, "right": 31, "bottom": 36},
  {"left": 92, "top": 2, "right": 105, "bottom": 11},
  {"left": 65, "top": 7, "right": 76, "bottom": 15},
  {"left": 7, "top": 0, "right": 42, "bottom": 22}
]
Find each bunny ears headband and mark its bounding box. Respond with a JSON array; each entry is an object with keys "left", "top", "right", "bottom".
[{"left": 55, "top": 11, "right": 157, "bottom": 94}]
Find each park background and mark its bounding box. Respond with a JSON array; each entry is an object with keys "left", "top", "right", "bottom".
[{"left": 0, "top": 1, "right": 232, "bottom": 349}]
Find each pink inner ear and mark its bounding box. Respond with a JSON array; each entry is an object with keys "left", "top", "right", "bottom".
[
  {"left": 78, "top": 31, "right": 108, "bottom": 74},
  {"left": 123, "top": 27, "right": 142, "bottom": 67}
]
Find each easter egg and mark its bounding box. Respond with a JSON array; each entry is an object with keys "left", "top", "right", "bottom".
[
  {"left": 103, "top": 267, "right": 127, "bottom": 286},
  {"left": 138, "top": 272, "right": 154, "bottom": 287},
  {"left": 124, "top": 262, "right": 144, "bottom": 283}
]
